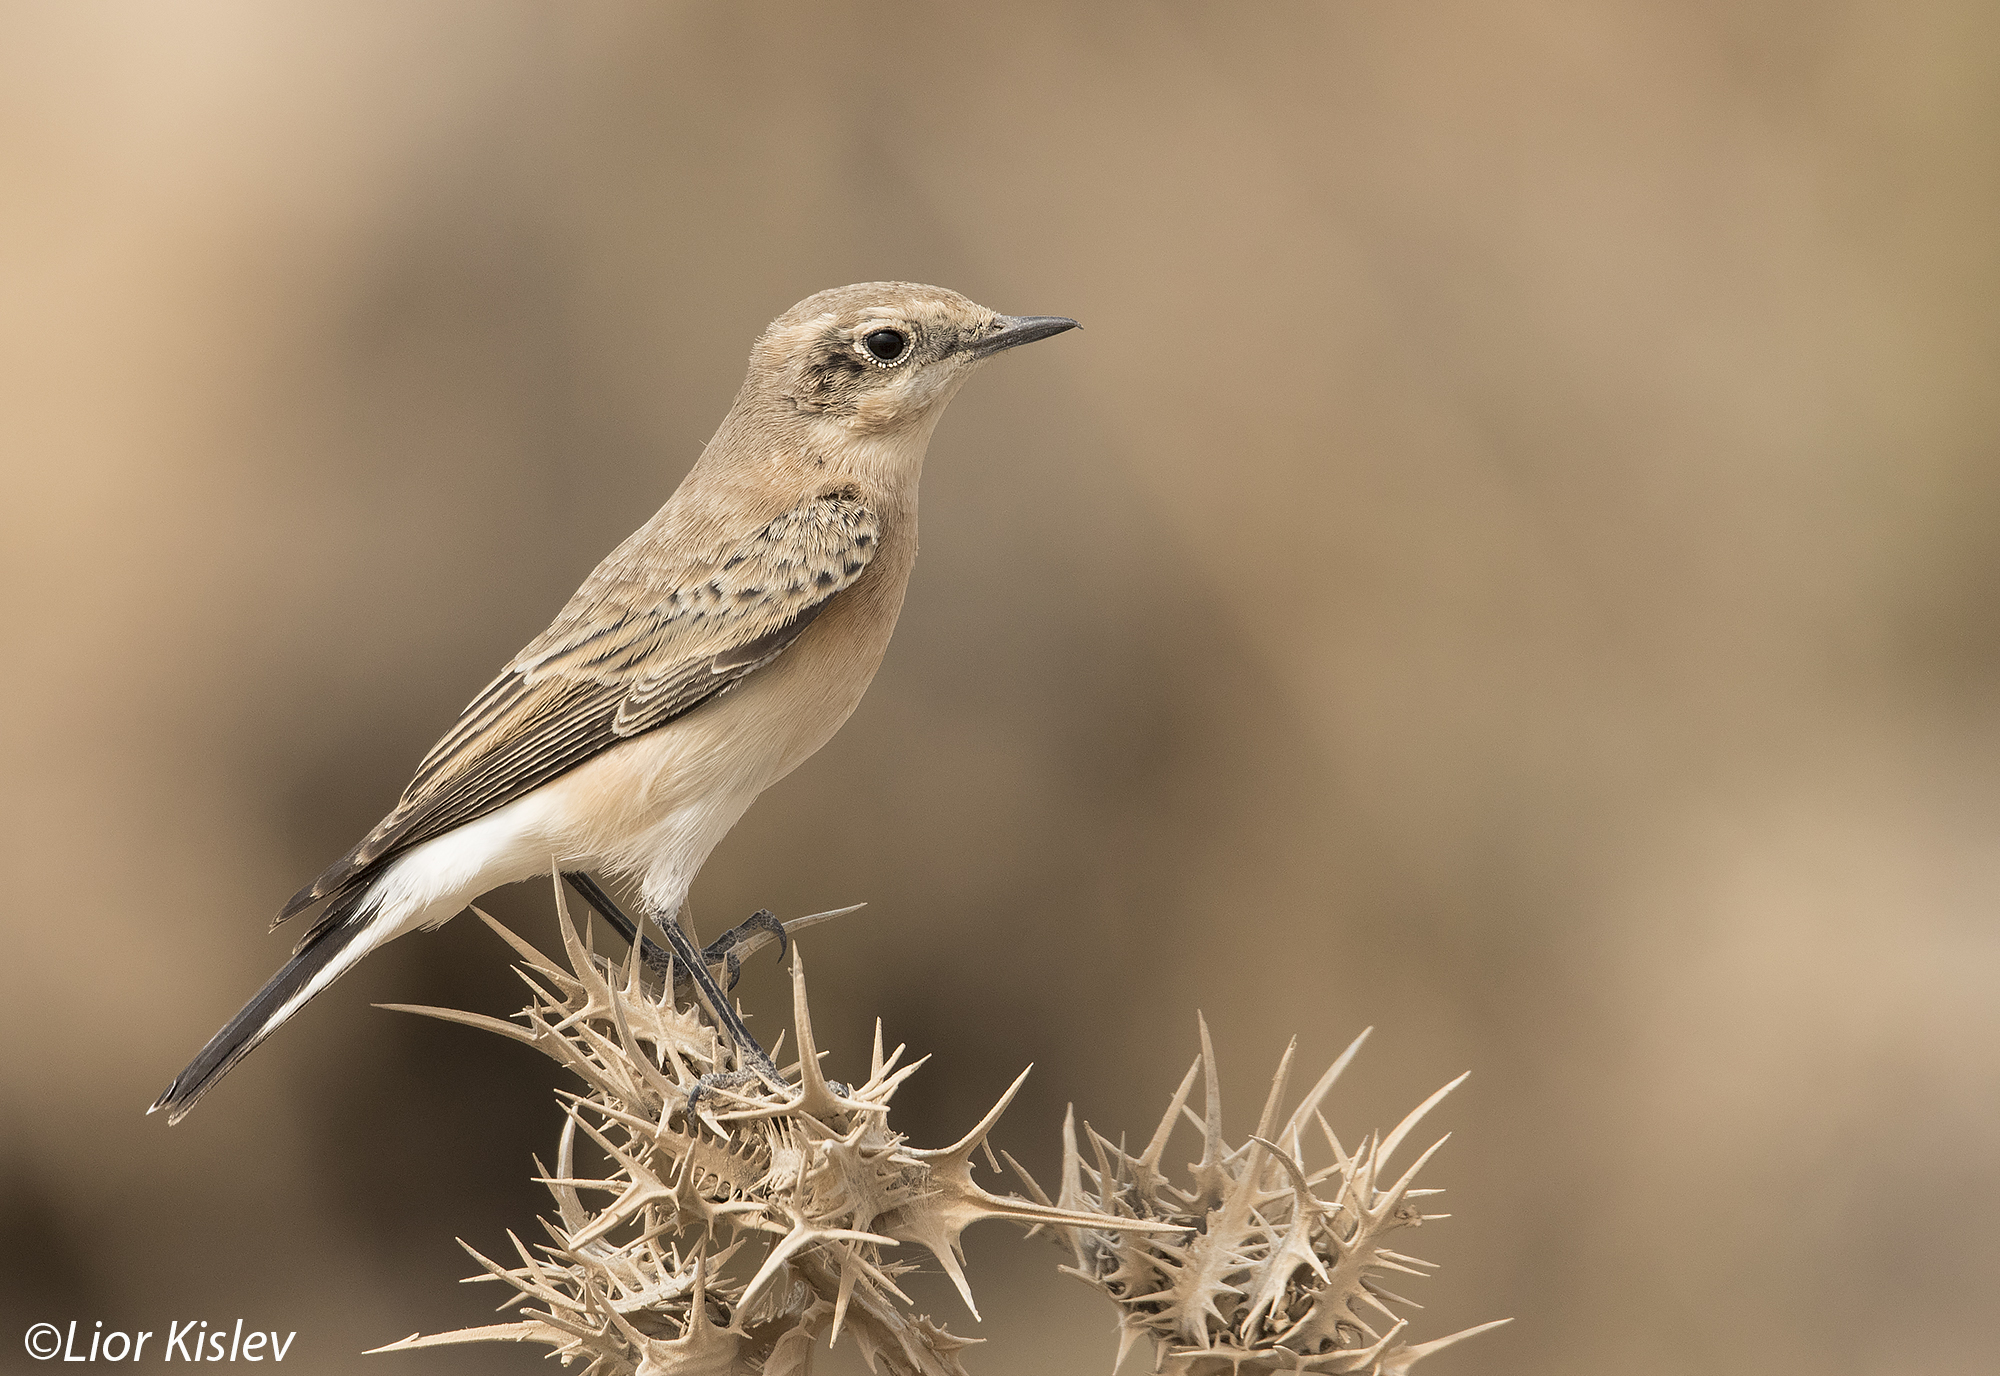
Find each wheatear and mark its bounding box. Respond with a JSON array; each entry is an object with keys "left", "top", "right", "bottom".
[{"left": 153, "top": 282, "right": 1077, "bottom": 1122}]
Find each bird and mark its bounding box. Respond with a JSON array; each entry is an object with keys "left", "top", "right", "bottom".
[{"left": 151, "top": 282, "right": 1078, "bottom": 1123}]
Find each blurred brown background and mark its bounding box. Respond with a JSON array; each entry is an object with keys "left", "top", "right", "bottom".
[{"left": 4, "top": 3, "right": 1996, "bottom": 1373}]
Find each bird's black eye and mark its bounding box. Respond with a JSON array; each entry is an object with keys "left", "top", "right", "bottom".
[{"left": 863, "top": 328, "right": 908, "bottom": 363}]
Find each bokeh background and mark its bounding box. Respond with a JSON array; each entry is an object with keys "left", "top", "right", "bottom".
[{"left": 4, "top": 3, "right": 1997, "bottom": 1373}]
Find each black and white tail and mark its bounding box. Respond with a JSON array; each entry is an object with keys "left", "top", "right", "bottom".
[{"left": 150, "top": 886, "right": 381, "bottom": 1123}]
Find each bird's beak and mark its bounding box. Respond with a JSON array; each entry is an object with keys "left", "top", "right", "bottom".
[{"left": 967, "top": 314, "right": 1080, "bottom": 358}]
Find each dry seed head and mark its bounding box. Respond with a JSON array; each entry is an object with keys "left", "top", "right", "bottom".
[
  {"left": 368, "top": 877, "right": 1505, "bottom": 1374},
  {"left": 1007, "top": 1014, "right": 1510, "bottom": 1375},
  {"left": 368, "top": 877, "right": 1172, "bottom": 1376}
]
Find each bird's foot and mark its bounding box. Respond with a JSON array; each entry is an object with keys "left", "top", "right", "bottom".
[
  {"left": 685, "top": 1058, "right": 790, "bottom": 1117},
  {"left": 701, "top": 909, "right": 788, "bottom": 990}
]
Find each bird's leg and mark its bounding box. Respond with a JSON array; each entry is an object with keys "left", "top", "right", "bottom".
[
  {"left": 559, "top": 874, "right": 785, "bottom": 1103},
  {"left": 691, "top": 910, "right": 850, "bottom": 1097},
  {"left": 561, "top": 872, "right": 673, "bottom": 981},
  {"left": 561, "top": 876, "right": 787, "bottom": 995}
]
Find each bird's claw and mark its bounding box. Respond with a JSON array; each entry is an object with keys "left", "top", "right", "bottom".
[
  {"left": 702, "top": 909, "right": 787, "bottom": 978},
  {"left": 684, "top": 1059, "right": 791, "bottom": 1117},
  {"left": 698, "top": 909, "right": 788, "bottom": 989}
]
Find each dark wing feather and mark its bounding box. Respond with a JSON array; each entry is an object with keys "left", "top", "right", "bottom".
[{"left": 277, "top": 491, "right": 878, "bottom": 929}]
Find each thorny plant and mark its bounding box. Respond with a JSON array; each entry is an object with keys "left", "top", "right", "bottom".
[{"left": 370, "top": 881, "right": 1506, "bottom": 1375}]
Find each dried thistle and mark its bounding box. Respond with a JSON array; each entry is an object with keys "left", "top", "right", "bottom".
[
  {"left": 1007, "top": 1020, "right": 1510, "bottom": 1374},
  {"left": 368, "top": 881, "right": 1173, "bottom": 1376},
  {"left": 367, "top": 879, "right": 1505, "bottom": 1374}
]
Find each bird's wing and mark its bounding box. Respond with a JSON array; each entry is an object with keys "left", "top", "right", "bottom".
[{"left": 277, "top": 488, "right": 880, "bottom": 928}]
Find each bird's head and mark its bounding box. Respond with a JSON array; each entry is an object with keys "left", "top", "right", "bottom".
[{"left": 748, "top": 282, "right": 1077, "bottom": 439}]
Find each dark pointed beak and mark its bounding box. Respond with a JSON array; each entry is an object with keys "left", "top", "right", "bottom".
[{"left": 967, "top": 314, "right": 1080, "bottom": 358}]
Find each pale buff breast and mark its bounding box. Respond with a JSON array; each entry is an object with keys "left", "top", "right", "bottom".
[{"left": 533, "top": 493, "right": 919, "bottom": 899}]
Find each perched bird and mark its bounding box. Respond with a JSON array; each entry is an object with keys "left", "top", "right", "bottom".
[{"left": 152, "top": 282, "right": 1077, "bottom": 1122}]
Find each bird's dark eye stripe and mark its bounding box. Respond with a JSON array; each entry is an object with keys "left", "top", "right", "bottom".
[{"left": 863, "top": 328, "right": 908, "bottom": 362}]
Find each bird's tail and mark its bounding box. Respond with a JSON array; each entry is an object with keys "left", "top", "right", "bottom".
[{"left": 150, "top": 884, "right": 385, "bottom": 1124}]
